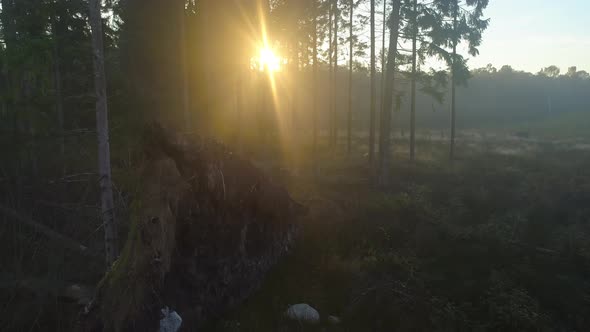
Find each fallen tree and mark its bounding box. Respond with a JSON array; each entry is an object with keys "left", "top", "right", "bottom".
[{"left": 79, "top": 124, "right": 305, "bottom": 331}]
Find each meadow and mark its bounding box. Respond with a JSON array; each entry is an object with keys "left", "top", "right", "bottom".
[{"left": 208, "top": 132, "right": 590, "bottom": 331}]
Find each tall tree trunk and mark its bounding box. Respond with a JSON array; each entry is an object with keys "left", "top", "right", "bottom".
[
  {"left": 380, "top": 0, "right": 386, "bottom": 116},
  {"left": 369, "top": 0, "right": 376, "bottom": 163},
  {"left": 179, "top": 0, "right": 190, "bottom": 131},
  {"left": 51, "top": 3, "right": 66, "bottom": 173},
  {"left": 1, "top": 0, "right": 17, "bottom": 144},
  {"left": 54, "top": 39, "right": 65, "bottom": 172},
  {"left": 378, "top": 0, "right": 401, "bottom": 186},
  {"left": 312, "top": 2, "right": 318, "bottom": 160},
  {"left": 235, "top": 69, "right": 243, "bottom": 152},
  {"left": 88, "top": 0, "right": 117, "bottom": 267},
  {"left": 450, "top": 1, "right": 457, "bottom": 160},
  {"left": 202, "top": 7, "right": 212, "bottom": 135},
  {"left": 328, "top": 1, "right": 334, "bottom": 145},
  {"left": 409, "top": 0, "right": 417, "bottom": 161},
  {"left": 347, "top": 0, "right": 353, "bottom": 154},
  {"left": 24, "top": 78, "right": 38, "bottom": 176},
  {"left": 333, "top": 0, "right": 339, "bottom": 147},
  {"left": 291, "top": 40, "right": 299, "bottom": 131}
]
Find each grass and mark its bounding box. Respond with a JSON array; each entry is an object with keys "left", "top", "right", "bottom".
[
  {"left": 511, "top": 111, "right": 590, "bottom": 140},
  {"left": 206, "top": 138, "right": 590, "bottom": 331},
  {"left": 4, "top": 129, "right": 590, "bottom": 331}
]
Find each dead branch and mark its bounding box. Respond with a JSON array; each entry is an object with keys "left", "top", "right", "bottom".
[{"left": 0, "top": 204, "right": 100, "bottom": 259}]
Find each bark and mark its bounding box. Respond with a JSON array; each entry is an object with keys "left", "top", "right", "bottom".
[
  {"left": 25, "top": 75, "right": 38, "bottom": 176},
  {"left": 450, "top": 1, "right": 457, "bottom": 160},
  {"left": 88, "top": 0, "right": 118, "bottom": 267},
  {"left": 179, "top": 0, "right": 191, "bottom": 131},
  {"left": 377, "top": 0, "right": 401, "bottom": 186},
  {"left": 347, "top": 0, "right": 353, "bottom": 154},
  {"left": 54, "top": 40, "right": 65, "bottom": 169},
  {"left": 291, "top": 40, "right": 299, "bottom": 131},
  {"left": 52, "top": 2, "right": 66, "bottom": 173},
  {"left": 0, "top": 0, "right": 15, "bottom": 67},
  {"left": 380, "top": 0, "right": 386, "bottom": 118},
  {"left": 410, "top": 0, "right": 417, "bottom": 161},
  {"left": 312, "top": 2, "right": 318, "bottom": 160},
  {"left": 1, "top": 0, "right": 17, "bottom": 142},
  {"left": 202, "top": 7, "right": 212, "bottom": 135},
  {"left": 333, "top": 0, "right": 339, "bottom": 147},
  {"left": 328, "top": 1, "right": 334, "bottom": 144},
  {"left": 235, "top": 68, "right": 243, "bottom": 152},
  {"left": 369, "top": 0, "right": 376, "bottom": 163}
]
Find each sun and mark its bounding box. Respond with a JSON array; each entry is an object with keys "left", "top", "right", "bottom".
[{"left": 255, "top": 47, "right": 281, "bottom": 72}]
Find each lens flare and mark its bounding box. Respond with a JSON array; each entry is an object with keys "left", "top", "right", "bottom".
[{"left": 255, "top": 47, "right": 281, "bottom": 72}]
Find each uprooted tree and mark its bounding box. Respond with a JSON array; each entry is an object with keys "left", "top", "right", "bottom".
[{"left": 79, "top": 124, "right": 306, "bottom": 331}]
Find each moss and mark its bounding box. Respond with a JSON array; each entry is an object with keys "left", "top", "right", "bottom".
[{"left": 91, "top": 196, "right": 156, "bottom": 332}]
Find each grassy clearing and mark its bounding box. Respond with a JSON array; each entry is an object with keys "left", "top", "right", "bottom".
[{"left": 208, "top": 138, "right": 590, "bottom": 332}]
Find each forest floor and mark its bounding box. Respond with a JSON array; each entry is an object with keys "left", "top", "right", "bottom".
[
  {"left": 3, "top": 131, "right": 590, "bottom": 331},
  {"left": 206, "top": 134, "right": 590, "bottom": 332}
]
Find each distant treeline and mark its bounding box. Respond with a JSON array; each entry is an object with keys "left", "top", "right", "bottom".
[
  {"left": 283, "top": 64, "right": 590, "bottom": 134},
  {"left": 252, "top": 64, "right": 590, "bottom": 135},
  {"left": 410, "top": 65, "right": 590, "bottom": 130}
]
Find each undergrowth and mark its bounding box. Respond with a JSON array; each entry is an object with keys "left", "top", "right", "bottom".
[{"left": 209, "top": 140, "right": 590, "bottom": 332}]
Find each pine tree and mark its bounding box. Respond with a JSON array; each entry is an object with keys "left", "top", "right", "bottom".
[
  {"left": 369, "top": 0, "right": 376, "bottom": 162},
  {"left": 88, "top": 0, "right": 117, "bottom": 266},
  {"left": 347, "top": 0, "right": 354, "bottom": 153},
  {"left": 378, "top": 0, "right": 402, "bottom": 186},
  {"left": 430, "top": 0, "right": 489, "bottom": 160}
]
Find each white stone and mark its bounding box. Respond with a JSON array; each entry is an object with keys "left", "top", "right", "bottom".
[
  {"left": 160, "top": 307, "right": 182, "bottom": 332},
  {"left": 284, "top": 303, "right": 320, "bottom": 324}
]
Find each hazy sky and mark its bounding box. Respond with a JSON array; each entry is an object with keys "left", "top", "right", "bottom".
[{"left": 461, "top": 0, "right": 590, "bottom": 73}]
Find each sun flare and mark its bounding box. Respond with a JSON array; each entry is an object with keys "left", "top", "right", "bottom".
[{"left": 254, "top": 47, "right": 282, "bottom": 72}]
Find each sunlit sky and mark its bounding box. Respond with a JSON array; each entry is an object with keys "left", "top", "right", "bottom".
[
  {"left": 452, "top": 0, "right": 590, "bottom": 73},
  {"left": 352, "top": 0, "right": 590, "bottom": 74}
]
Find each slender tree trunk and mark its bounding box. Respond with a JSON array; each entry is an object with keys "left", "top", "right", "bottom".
[
  {"left": 450, "top": 1, "right": 457, "bottom": 160},
  {"left": 1, "top": 0, "right": 18, "bottom": 145},
  {"left": 312, "top": 2, "right": 318, "bottom": 160},
  {"left": 291, "top": 40, "right": 299, "bottom": 131},
  {"left": 202, "top": 7, "right": 211, "bottom": 135},
  {"left": 235, "top": 69, "right": 243, "bottom": 152},
  {"left": 24, "top": 79, "right": 38, "bottom": 176},
  {"left": 409, "top": 0, "right": 417, "bottom": 161},
  {"left": 1, "top": 81, "right": 5, "bottom": 121},
  {"left": 380, "top": 0, "right": 386, "bottom": 115},
  {"left": 88, "top": 0, "right": 117, "bottom": 267},
  {"left": 333, "top": 0, "right": 339, "bottom": 147},
  {"left": 328, "top": 1, "right": 334, "bottom": 145},
  {"left": 52, "top": 4, "right": 66, "bottom": 173},
  {"left": 54, "top": 42, "right": 65, "bottom": 172},
  {"left": 179, "top": 0, "right": 190, "bottom": 131},
  {"left": 369, "top": 0, "right": 376, "bottom": 163},
  {"left": 378, "top": 0, "right": 401, "bottom": 186},
  {"left": 347, "top": 0, "right": 353, "bottom": 154},
  {"left": 0, "top": 44, "right": 5, "bottom": 123}
]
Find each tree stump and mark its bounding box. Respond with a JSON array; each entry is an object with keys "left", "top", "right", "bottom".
[{"left": 79, "top": 124, "right": 305, "bottom": 331}]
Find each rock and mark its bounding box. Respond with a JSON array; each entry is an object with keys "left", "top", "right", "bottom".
[
  {"left": 327, "top": 315, "right": 341, "bottom": 325},
  {"left": 285, "top": 304, "right": 320, "bottom": 324},
  {"left": 159, "top": 307, "right": 182, "bottom": 332},
  {"left": 61, "top": 284, "right": 93, "bottom": 305}
]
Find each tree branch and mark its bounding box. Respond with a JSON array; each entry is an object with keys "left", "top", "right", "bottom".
[{"left": 0, "top": 205, "right": 100, "bottom": 259}]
